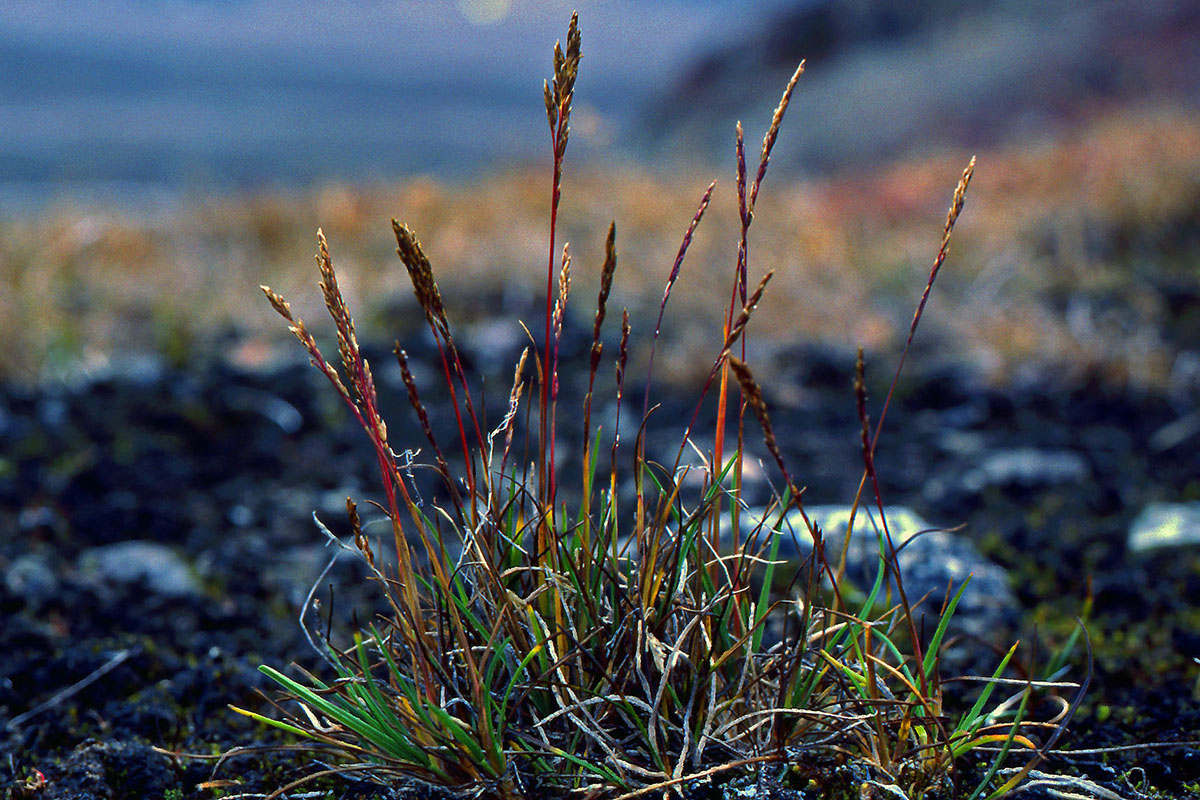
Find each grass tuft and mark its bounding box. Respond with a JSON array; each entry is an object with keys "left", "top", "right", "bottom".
[{"left": 235, "top": 14, "right": 1081, "bottom": 800}]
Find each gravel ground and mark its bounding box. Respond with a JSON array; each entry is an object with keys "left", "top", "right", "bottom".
[{"left": 2, "top": 319, "right": 1198, "bottom": 799}]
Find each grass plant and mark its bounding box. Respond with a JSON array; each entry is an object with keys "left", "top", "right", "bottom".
[{"left": 234, "top": 14, "right": 1081, "bottom": 799}]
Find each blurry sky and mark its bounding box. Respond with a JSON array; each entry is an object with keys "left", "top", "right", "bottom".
[
  {"left": 0, "top": 0, "right": 761, "bottom": 206},
  {"left": 4, "top": 0, "right": 1195, "bottom": 212}
]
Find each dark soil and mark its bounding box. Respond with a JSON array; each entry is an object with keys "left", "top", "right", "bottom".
[{"left": 2, "top": 318, "right": 1198, "bottom": 799}]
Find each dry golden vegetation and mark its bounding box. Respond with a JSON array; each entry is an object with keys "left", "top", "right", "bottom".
[{"left": 2, "top": 106, "right": 1196, "bottom": 386}]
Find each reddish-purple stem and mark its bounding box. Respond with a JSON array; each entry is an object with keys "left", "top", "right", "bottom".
[{"left": 542, "top": 120, "right": 565, "bottom": 509}]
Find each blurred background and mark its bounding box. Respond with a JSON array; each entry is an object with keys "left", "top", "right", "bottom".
[
  {"left": 2, "top": 0, "right": 1198, "bottom": 387},
  {"left": 6, "top": 6, "right": 1200, "bottom": 795}
]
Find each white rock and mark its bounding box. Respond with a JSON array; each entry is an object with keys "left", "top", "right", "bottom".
[
  {"left": 960, "top": 448, "right": 1089, "bottom": 493},
  {"left": 78, "top": 540, "right": 202, "bottom": 598},
  {"left": 742, "top": 504, "right": 1017, "bottom": 648},
  {"left": 1128, "top": 502, "right": 1200, "bottom": 553}
]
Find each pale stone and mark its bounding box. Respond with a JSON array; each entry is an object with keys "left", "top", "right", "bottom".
[{"left": 1128, "top": 502, "right": 1200, "bottom": 553}]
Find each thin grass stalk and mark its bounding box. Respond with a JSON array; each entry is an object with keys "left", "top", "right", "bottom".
[
  {"left": 723, "top": 63, "right": 805, "bottom": 561},
  {"left": 550, "top": 238, "right": 574, "bottom": 684},
  {"left": 546, "top": 242, "right": 572, "bottom": 605},
  {"left": 711, "top": 59, "right": 802, "bottom": 567},
  {"left": 541, "top": 12, "right": 581, "bottom": 515},
  {"left": 854, "top": 349, "right": 927, "bottom": 702},
  {"left": 872, "top": 156, "right": 976, "bottom": 454},
  {"left": 581, "top": 222, "right": 617, "bottom": 554},
  {"left": 609, "top": 309, "right": 630, "bottom": 571},
  {"left": 550, "top": 241, "right": 571, "bottom": 509},
  {"left": 842, "top": 157, "right": 976, "bottom": 696},
  {"left": 394, "top": 346, "right": 455, "bottom": 495},
  {"left": 260, "top": 279, "right": 434, "bottom": 691},
  {"left": 391, "top": 219, "right": 486, "bottom": 524},
  {"left": 641, "top": 180, "right": 716, "bottom": 421},
  {"left": 532, "top": 20, "right": 581, "bottom": 669},
  {"left": 710, "top": 125, "right": 749, "bottom": 563},
  {"left": 835, "top": 160, "right": 978, "bottom": 597}
]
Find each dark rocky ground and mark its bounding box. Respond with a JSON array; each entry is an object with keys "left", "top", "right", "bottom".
[{"left": 2, "top": 314, "right": 1199, "bottom": 799}]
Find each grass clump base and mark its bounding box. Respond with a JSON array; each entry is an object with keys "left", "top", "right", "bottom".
[{"left": 232, "top": 13, "right": 1083, "bottom": 800}]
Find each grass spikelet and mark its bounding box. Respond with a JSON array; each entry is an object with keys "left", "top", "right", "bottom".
[
  {"left": 874, "top": 155, "right": 977, "bottom": 452},
  {"left": 315, "top": 228, "right": 360, "bottom": 394},
  {"left": 391, "top": 219, "right": 448, "bottom": 337},
  {"left": 498, "top": 346, "right": 530, "bottom": 474},
  {"left": 259, "top": 283, "right": 350, "bottom": 400},
  {"left": 589, "top": 222, "right": 618, "bottom": 379},
  {"left": 663, "top": 181, "right": 715, "bottom": 315},
  {"left": 735, "top": 122, "right": 749, "bottom": 300},
  {"left": 543, "top": 79, "right": 556, "bottom": 130},
  {"left": 553, "top": 242, "right": 571, "bottom": 344},
  {"left": 641, "top": 180, "right": 717, "bottom": 423},
  {"left": 751, "top": 60, "right": 805, "bottom": 212},
  {"left": 347, "top": 497, "right": 373, "bottom": 569},
  {"left": 259, "top": 284, "right": 294, "bottom": 323},
  {"left": 582, "top": 225, "right": 616, "bottom": 530},
  {"left": 911, "top": 154, "right": 976, "bottom": 347},
  {"left": 550, "top": 12, "right": 581, "bottom": 145},
  {"left": 394, "top": 345, "right": 451, "bottom": 485},
  {"left": 611, "top": 307, "right": 631, "bottom": 476},
  {"left": 720, "top": 270, "right": 774, "bottom": 363},
  {"left": 594, "top": 224, "right": 617, "bottom": 333},
  {"left": 728, "top": 356, "right": 803, "bottom": 515}
]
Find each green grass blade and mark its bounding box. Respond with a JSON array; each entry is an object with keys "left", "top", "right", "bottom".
[
  {"left": 970, "top": 684, "right": 1033, "bottom": 800},
  {"left": 922, "top": 574, "right": 973, "bottom": 679},
  {"left": 750, "top": 523, "right": 785, "bottom": 654},
  {"left": 257, "top": 665, "right": 427, "bottom": 765},
  {"left": 951, "top": 641, "right": 1021, "bottom": 757}
]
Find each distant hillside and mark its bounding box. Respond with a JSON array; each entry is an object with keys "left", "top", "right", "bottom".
[{"left": 642, "top": 0, "right": 1200, "bottom": 173}]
